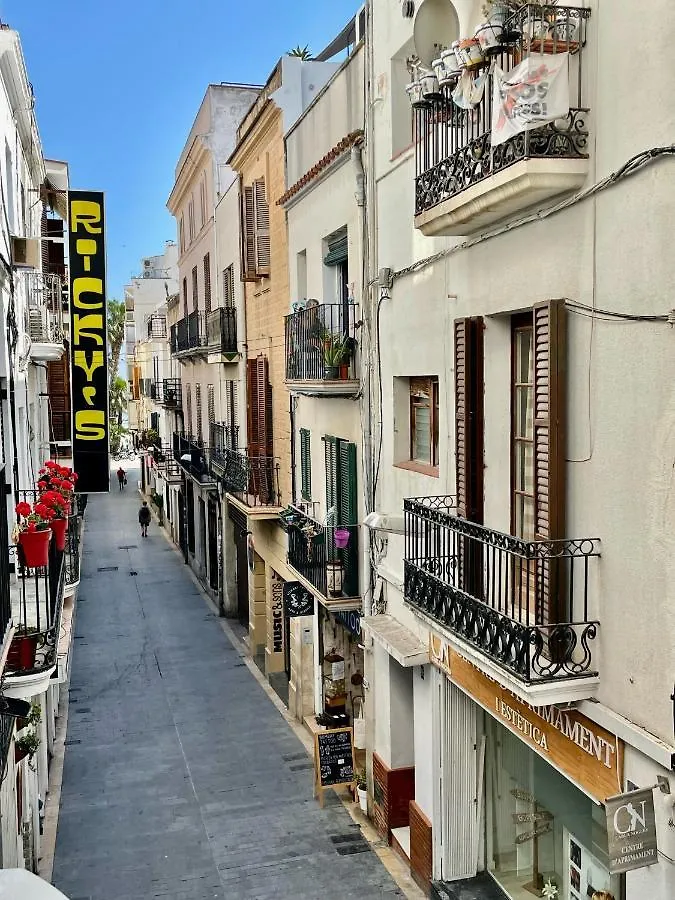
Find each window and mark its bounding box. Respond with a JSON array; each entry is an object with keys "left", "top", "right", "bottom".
[
  {"left": 179, "top": 215, "right": 185, "bottom": 253},
  {"left": 300, "top": 428, "right": 311, "bottom": 500},
  {"left": 410, "top": 377, "right": 439, "bottom": 467},
  {"left": 224, "top": 380, "right": 238, "bottom": 449},
  {"left": 512, "top": 317, "right": 535, "bottom": 541},
  {"left": 185, "top": 384, "right": 192, "bottom": 434},
  {"left": 222, "top": 265, "right": 235, "bottom": 307},
  {"left": 195, "top": 384, "right": 202, "bottom": 443},
  {"left": 241, "top": 177, "right": 270, "bottom": 280},
  {"left": 192, "top": 265, "right": 198, "bottom": 312},
  {"left": 203, "top": 253, "right": 212, "bottom": 314},
  {"left": 182, "top": 277, "right": 188, "bottom": 318},
  {"left": 199, "top": 177, "right": 206, "bottom": 228},
  {"left": 188, "top": 196, "right": 195, "bottom": 241}
]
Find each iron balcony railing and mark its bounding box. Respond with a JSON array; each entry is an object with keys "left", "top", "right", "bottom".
[
  {"left": 285, "top": 302, "right": 359, "bottom": 382},
  {"left": 6, "top": 540, "right": 66, "bottom": 677},
  {"left": 64, "top": 513, "right": 81, "bottom": 588},
  {"left": 172, "top": 432, "right": 214, "bottom": 485},
  {"left": 414, "top": 5, "right": 591, "bottom": 217},
  {"left": 286, "top": 507, "right": 359, "bottom": 600},
  {"left": 0, "top": 468, "right": 12, "bottom": 649},
  {"left": 206, "top": 307, "right": 238, "bottom": 354},
  {"left": 162, "top": 378, "right": 182, "bottom": 409},
  {"left": 210, "top": 422, "right": 240, "bottom": 463},
  {"left": 146, "top": 313, "right": 167, "bottom": 340},
  {"left": 22, "top": 272, "right": 65, "bottom": 345},
  {"left": 403, "top": 497, "right": 600, "bottom": 684},
  {"left": 170, "top": 312, "right": 207, "bottom": 354},
  {"left": 212, "top": 448, "right": 280, "bottom": 509},
  {"left": 150, "top": 380, "right": 162, "bottom": 402}
]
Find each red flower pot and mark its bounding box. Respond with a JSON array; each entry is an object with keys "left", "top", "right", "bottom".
[
  {"left": 50, "top": 517, "right": 68, "bottom": 551},
  {"left": 18, "top": 528, "right": 51, "bottom": 567},
  {"left": 7, "top": 634, "right": 38, "bottom": 671}
]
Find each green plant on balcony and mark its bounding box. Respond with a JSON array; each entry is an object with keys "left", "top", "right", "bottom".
[
  {"left": 15, "top": 729, "right": 40, "bottom": 768},
  {"left": 322, "top": 333, "right": 350, "bottom": 379}
]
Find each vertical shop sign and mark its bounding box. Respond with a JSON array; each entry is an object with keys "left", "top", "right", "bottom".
[
  {"left": 271, "top": 572, "right": 284, "bottom": 654},
  {"left": 68, "top": 191, "right": 109, "bottom": 492},
  {"left": 606, "top": 787, "right": 658, "bottom": 873}
]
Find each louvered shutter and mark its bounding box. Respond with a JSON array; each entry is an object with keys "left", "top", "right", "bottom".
[
  {"left": 192, "top": 266, "right": 198, "bottom": 311},
  {"left": 246, "top": 359, "right": 258, "bottom": 456},
  {"left": 533, "top": 300, "right": 566, "bottom": 622},
  {"left": 203, "top": 253, "right": 212, "bottom": 314},
  {"left": 207, "top": 384, "right": 215, "bottom": 426},
  {"left": 300, "top": 428, "right": 311, "bottom": 500},
  {"left": 253, "top": 178, "right": 270, "bottom": 276},
  {"left": 454, "top": 318, "right": 484, "bottom": 523},
  {"left": 225, "top": 379, "right": 238, "bottom": 449},
  {"left": 324, "top": 435, "right": 337, "bottom": 520},
  {"left": 47, "top": 353, "right": 70, "bottom": 441},
  {"left": 337, "top": 440, "right": 358, "bottom": 596},
  {"left": 40, "top": 209, "right": 49, "bottom": 269},
  {"left": 183, "top": 277, "right": 188, "bottom": 318},
  {"left": 223, "top": 266, "right": 234, "bottom": 307},
  {"left": 241, "top": 182, "right": 256, "bottom": 282},
  {"left": 185, "top": 384, "right": 192, "bottom": 435},
  {"left": 195, "top": 384, "right": 202, "bottom": 443}
]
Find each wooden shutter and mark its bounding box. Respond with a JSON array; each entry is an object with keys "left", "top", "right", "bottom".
[
  {"left": 195, "top": 384, "right": 202, "bottom": 443},
  {"left": 203, "top": 253, "right": 212, "bottom": 314},
  {"left": 240, "top": 182, "right": 257, "bottom": 282},
  {"left": 207, "top": 384, "right": 215, "bottom": 426},
  {"left": 185, "top": 384, "right": 192, "bottom": 435},
  {"left": 253, "top": 178, "right": 270, "bottom": 276},
  {"left": 191, "top": 266, "right": 198, "bottom": 311},
  {"left": 48, "top": 353, "right": 70, "bottom": 441},
  {"left": 223, "top": 265, "right": 234, "bottom": 307},
  {"left": 225, "top": 379, "right": 238, "bottom": 448},
  {"left": 454, "top": 318, "right": 484, "bottom": 523},
  {"left": 300, "top": 428, "right": 311, "bottom": 500},
  {"left": 247, "top": 356, "right": 272, "bottom": 458},
  {"left": 324, "top": 435, "right": 338, "bottom": 519},
  {"left": 182, "top": 277, "right": 188, "bottom": 318}
]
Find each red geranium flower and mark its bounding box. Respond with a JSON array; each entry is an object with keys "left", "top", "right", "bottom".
[
  {"left": 26, "top": 522, "right": 37, "bottom": 532},
  {"left": 15, "top": 502, "right": 31, "bottom": 517}
]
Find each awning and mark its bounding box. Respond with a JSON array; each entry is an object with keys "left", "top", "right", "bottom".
[
  {"left": 361, "top": 615, "right": 429, "bottom": 667},
  {"left": 323, "top": 230, "right": 348, "bottom": 266},
  {"left": 0, "top": 870, "right": 71, "bottom": 899}
]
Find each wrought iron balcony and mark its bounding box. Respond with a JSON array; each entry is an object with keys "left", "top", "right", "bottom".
[
  {"left": 22, "top": 272, "right": 65, "bottom": 360},
  {"left": 172, "top": 432, "right": 214, "bottom": 485},
  {"left": 150, "top": 380, "right": 162, "bottom": 402},
  {"left": 161, "top": 378, "right": 182, "bottom": 409},
  {"left": 146, "top": 313, "right": 167, "bottom": 340},
  {"left": 211, "top": 447, "right": 280, "bottom": 510},
  {"left": 210, "top": 422, "right": 239, "bottom": 463},
  {"left": 206, "top": 307, "right": 238, "bottom": 356},
  {"left": 64, "top": 513, "right": 81, "bottom": 590},
  {"left": 414, "top": 5, "right": 591, "bottom": 236},
  {"left": 286, "top": 507, "right": 359, "bottom": 603},
  {"left": 285, "top": 302, "right": 360, "bottom": 395},
  {"left": 403, "top": 497, "right": 600, "bottom": 685},
  {"left": 170, "top": 312, "right": 207, "bottom": 356}
]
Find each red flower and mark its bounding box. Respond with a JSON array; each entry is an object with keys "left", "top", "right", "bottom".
[
  {"left": 71, "top": 473, "right": 79, "bottom": 482},
  {"left": 26, "top": 522, "right": 37, "bottom": 532},
  {"left": 62, "top": 483, "right": 73, "bottom": 492},
  {"left": 38, "top": 480, "right": 47, "bottom": 490},
  {"left": 45, "top": 460, "right": 56, "bottom": 469},
  {"left": 34, "top": 503, "right": 49, "bottom": 517},
  {"left": 15, "top": 502, "right": 31, "bottom": 517}
]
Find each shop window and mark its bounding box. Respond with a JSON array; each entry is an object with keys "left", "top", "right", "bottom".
[{"left": 300, "top": 427, "right": 311, "bottom": 500}]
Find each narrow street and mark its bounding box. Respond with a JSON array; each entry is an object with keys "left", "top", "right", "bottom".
[{"left": 52, "top": 469, "right": 403, "bottom": 900}]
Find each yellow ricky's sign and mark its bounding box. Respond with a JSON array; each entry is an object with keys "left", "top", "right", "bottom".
[
  {"left": 429, "top": 634, "right": 623, "bottom": 803},
  {"left": 68, "top": 191, "right": 109, "bottom": 492}
]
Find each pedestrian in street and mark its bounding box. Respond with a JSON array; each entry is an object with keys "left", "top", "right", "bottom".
[
  {"left": 117, "top": 466, "right": 126, "bottom": 491},
  {"left": 139, "top": 500, "right": 151, "bottom": 537}
]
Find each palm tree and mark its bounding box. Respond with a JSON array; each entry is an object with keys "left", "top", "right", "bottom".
[
  {"left": 107, "top": 298, "right": 126, "bottom": 394},
  {"left": 109, "top": 375, "right": 127, "bottom": 426},
  {"left": 288, "top": 45, "right": 312, "bottom": 60}
]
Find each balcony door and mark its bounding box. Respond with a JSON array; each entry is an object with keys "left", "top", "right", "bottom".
[{"left": 324, "top": 435, "right": 358, "bottom": 597}]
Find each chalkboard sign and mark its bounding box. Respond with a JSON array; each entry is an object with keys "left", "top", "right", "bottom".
[{"left": 315, "top": 727, "right": 355, "bottom": 791}]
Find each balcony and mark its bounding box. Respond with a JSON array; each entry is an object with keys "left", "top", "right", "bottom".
[
  {"left": 172, "top": 432, "right": 215, "bottom": 487},
  {"left": 403, "top": 497, "right": 600, "bottom": 702},
  {"left": 413, "top": 5, "right": 591, "bottom": 236},
  {"left": 211, "top": 447, "right": 281, "bottom": 517},
  {"left": 22, "top": 272, "right": 65, "bottom": 361},
  {"left": 147, "top": 313, "right": 167, "bottom": 340},
  {"left": 161, "top": 378, "right": 182, "bottom": 409},
  {"left": 206, "top": 308, "right": 238, "bottom": 362},
  {"left": 149, "top": 380, "right": 163, "bottom": 402},
  {"left": 286, "top": 508, "right": 360, "bottom": 610},
  {"left": 152, "top": 444, "right": 182, "bottom": 482},
  {"left": 64, "top": 513, "right": 81, "bottom": 593},
  {"left": 285, "top": 303, "right": 360, "bottom": 396},
  {"left": 170, "top": 311, "right": 207, "bottom": 359}
]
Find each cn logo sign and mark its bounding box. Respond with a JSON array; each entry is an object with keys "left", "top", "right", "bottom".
[{"left": 613, "top": 800, "right": 648, "bottom": 836}]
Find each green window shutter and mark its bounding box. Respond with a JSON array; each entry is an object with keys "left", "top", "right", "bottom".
[
  {"left": 300, "top": 428, "right": 311, "bottom": 500},
  {"left": 337, "top": 440, "right": 357, "bottom": 526},
  {"left": 324, "top": 435, "right": 337, "bottom": 519}
]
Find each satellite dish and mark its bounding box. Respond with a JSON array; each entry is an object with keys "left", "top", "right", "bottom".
[{"left": 413, "top": 0, "right": 461, "bottom": 66}]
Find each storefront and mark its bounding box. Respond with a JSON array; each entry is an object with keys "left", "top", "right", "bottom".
[
  {"left": 430, "top": 635, "right": 624, "bottom": 900},
  {"left": 316, "top": 607, "right": 363, "bottom": 728}
]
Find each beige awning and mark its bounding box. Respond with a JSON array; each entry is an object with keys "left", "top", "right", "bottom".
[{"left": 361, "top": 615, "right": 429, "bottom": 667}]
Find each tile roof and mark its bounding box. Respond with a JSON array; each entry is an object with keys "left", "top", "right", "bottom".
[{"left": 278, "top": 130, "right": 364, "bottom": 206}]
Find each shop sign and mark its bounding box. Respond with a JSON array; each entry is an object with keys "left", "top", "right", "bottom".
[
  {"left": 515, "top": 821, "right": 552, "bottom": 845},
  {"left": 606, "top": 787, "right": 658, "bottom": 873},
  {"left": 429, "top": 635, "right": 623, "bottom": 803},
  {"left": 68, "top": 190, "right": 109, "bottom": 492},
  {"left": 271, "top": 572, "right": 284, "bottom": 655},
  {"left": 283, "top": 581, "right": 314, "bottom": 617},
  {"left": 335, "top": 609, "right": 361, "bottom": 636}
]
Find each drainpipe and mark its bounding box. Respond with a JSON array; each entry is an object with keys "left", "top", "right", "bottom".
[{"left": 289, "top": 394, "right": 297, "bottom": 507}]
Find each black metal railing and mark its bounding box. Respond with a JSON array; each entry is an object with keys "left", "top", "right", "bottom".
[
  {"left": 150, "top": 380, "right": 162, "bottom": 402},
  {"left": 162, "top": 378, "right": 182, "bottom": 409},
  {"left": 0, "top": 468, "right": 12, "bottom": 647},
  {"left": 170, "top": 313, "right": 206, "bottom": 354},
  {"left": 172, "top": 431, "right": 213, "bottom": 484},
  {"left": 210, "top": 422, "right": 239, "bottom": 466},
  {"left": 403, "top": 497, "right": 600, "bottom": 684},
  {"left": 287, "top": 508, "right": 359, "bottom": 599},
  {"left": 147, "top": 314, "right": 167, "bottom": 340},
  {"left": 414, "top": 5, "right": 591, "bottom": 216},
  {"left": 6, "top": 540, "right": 65, "bottom": 677},
  {"left": 64, "top": 513, "right": 81, "bottom": 588},
  {"left": 206, "top": 307, "right": 238, "bottom": 354},
  {"left": 212, "top": 448, "right": 280, "bottom": 508},
  {"left": 21, "top": 272, "right": 65, "bottom": 345},
  {"left": 285, "top": 303, "right": 359, "bottom": 382}
]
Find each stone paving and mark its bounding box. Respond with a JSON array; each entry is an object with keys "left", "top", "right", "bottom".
[{"left": 53, "top": 471, "right": 404, "bottom": 900}]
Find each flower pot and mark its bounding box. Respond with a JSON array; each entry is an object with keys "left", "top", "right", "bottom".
[
  {"left": 18, "top": 528, "right": 50, "bottom": 568},
  {"left": 50, "top": 517, "right": 68, "bottom": 551},
  {"left": 7, "top": 634, "right": 38, "bottom": 672},
  {"left": 475, "top": 21, "right": 504, "bottom": 55},
  {"left": 405, "top": 81, "right": 428, "bottom": 109},
  {"left": 357, "top": 785, "right": 368, "bottom": 813},
  {"left": 15, "top": 743, "right": 28, "bottom": 764},
  {"left": 339, "top": 363, "right": 349, "bottom": 380},
  {"left": 420, "top": 72, "right": 442, "bottom": 101},
  {"left": 458, "top": 38, "right": 484, "bottom": 69},
  {"left": 324, "top": 365, "right": 339, "bottom": 380},
  {"left": 335, "top": 528, "right": 350, "bottom": 550},
  {"left": 550, "top": 14, "right": 579, "bottom": 44},
  {"left": 433, "top": 48, "right": 462, "bottom": 88}
]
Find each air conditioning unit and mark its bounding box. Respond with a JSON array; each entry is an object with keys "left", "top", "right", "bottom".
[
  {"left": 11, "top": 236, "right": 41, "bottom": 269},
  {"left": 144, "top": 259, "right": 151, "bottom": 267},
  {"left": 364, "top": 511, "right": 404, "bottom": 534}
]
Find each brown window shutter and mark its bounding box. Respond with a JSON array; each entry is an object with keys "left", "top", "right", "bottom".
[
  {"left": 195, "top": 383, "right": 202, "bottom": 443},
  {"left": 454, "top": 317, "right": 484, "bottom": 523},
  {"left": 254, "top": 355, "right": 273, "bottom": 456},
  {"left": 246, "top": 358, "right": 258, "bottom": 455},
  {"left": 203, "top": 253, "right": 211, "bottom": 314},
  {"left": 253, "top": 178, "right": 270, "bottom": 276},
  {"left": 240, "top": 182, "right": 257, "bottom": 282},
  {"left": 192, "top": 266, "right": 198, "bottom": 311},
  {"left": 182, "top": 277, "right": 188, "bottom": 318}
]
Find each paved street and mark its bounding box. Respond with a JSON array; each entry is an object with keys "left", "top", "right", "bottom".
[{"left": 53, "top": 469, "right": 403, "bottom": 900}]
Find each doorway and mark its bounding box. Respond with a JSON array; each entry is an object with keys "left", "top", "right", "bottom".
[
  {"left": 228, "top": 505, "right": 249, "bottom": 627},
  {"left": 208, "top": 497, "right": 219, "bottom": 591}
]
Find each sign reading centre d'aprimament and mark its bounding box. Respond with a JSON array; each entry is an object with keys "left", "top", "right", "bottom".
[
  {"left": 606, "top": 787, "right": 659, "bottom": 874},
  {"left": 68, "top": 191, "right": 109, "bottom": 493}
]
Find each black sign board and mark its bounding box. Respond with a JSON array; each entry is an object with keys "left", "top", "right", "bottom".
[
  {"left": 283, "top": 581, "right": 314, "bottom": 617},
  {"left": 68, "top": 190, "right": 109, "bottom": 492},
  {"left": 315, "top": 727, "right": 355, "bottom": 790}
]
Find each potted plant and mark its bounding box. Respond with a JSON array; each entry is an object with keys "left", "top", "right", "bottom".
[
  {"left": 323, "top": 333, "right": 349, "bottom": 379},
  {"left": 15, "top": 729, "right": 39, "bottom": 767},
  {"left": 39, "top": 490, "right": 69, "bottom": 550},
  {"left": 335, "top": 528, "right": 350, "bottom": 550},
  {"left": 14, "top": 500, "right": 53, "bottom": 567},
  {"left": 7, "top": 625, "right": 39, "bottom": 672},
  {"left": 355, "top": 769, "right": 368, "bottom": 813}
]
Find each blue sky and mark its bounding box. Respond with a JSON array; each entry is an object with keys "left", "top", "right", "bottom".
[{"left": 3, "top": 0, "right": 358, "bottom": 298}]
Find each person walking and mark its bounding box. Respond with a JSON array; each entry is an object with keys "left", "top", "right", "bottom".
[
  {"left": 117, "top": 467, "right": 126, "bottom": 491},
  {"left": 138, "top": 500, "right": 151, "bottom": 537}
]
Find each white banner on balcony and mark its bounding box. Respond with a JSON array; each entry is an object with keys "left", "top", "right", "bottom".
[{"left": 491, "top": 53, "right": 570, "bottom": 146}]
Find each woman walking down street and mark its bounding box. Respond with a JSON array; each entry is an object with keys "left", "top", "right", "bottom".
[
  {"left": 117, "top": 467, "right": 126, "bottom": 491},
  {"left": 138, "top": 500, "right": 151, "bottom": 537}
]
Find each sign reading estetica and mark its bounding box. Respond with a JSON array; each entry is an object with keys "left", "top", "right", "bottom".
[
  {"left": 429, "top": 634, "right": 623, "bottom": 803},
  {"left": 606, "top": 787, "right": 658, "bottom": 873},
  {"left": 68, "top": 191, "right": 109, "bottom": 493}
]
